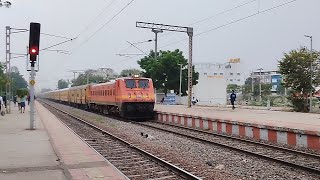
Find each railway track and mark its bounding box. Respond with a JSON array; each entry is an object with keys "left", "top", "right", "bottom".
[
  {"left": 136, "top": 121, "right": 320, "bottom": 175},
  {"left": 40, "top": 99, "right": 320, "bottom": 177},
  {"left": 41, "top": 101, "right": 201, "bottom": 180}
]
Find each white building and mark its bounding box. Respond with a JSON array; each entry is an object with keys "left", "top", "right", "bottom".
[{"left": 193, "top": 58, "right": 244, "bottom": 105}]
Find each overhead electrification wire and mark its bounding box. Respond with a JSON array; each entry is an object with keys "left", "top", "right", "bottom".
[
  {"left": 73, "top": 0, "right": 135, "bottom": 51},
  {"left": 131, "top": 0, "right": 258, "bottom": 45},
  {"left": 190, "top": 0, "right": 258, "bottom": 26},
  {"left": 76, "top": 0, "right": 116, "bottom": 37},
  {"left": 40, "top": 33, "right": 73, "bottom": 40},
  {"left": 160, "top": 0, "right": 298, "bottom": 48},
  {"left": 40, "top": 38, "right": 76, "bottom": 51}
]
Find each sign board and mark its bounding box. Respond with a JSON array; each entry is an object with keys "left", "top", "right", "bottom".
[
  {"left": 207, "top": 75, "right": 224, "bottom": 79},
  {"left": 163, "top": 93, "right": 176, "bottom": 105},
  {"left": 229, "top": 58, "right": 240, "bottom": 63},
  {"left": 29, "top": 80, "right": 35, "bottom": 86}
]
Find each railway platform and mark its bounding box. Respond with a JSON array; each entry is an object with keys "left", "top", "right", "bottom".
[
  {"left": 0, "top": 102, "right": 127, "bottom": 180},
  {"left": 154, "top": 104, "right": 320, "bottom": 151}
]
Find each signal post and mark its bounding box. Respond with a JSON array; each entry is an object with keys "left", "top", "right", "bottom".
[{"left": 28, "top": 22, "right": 40, "bottom": 130}]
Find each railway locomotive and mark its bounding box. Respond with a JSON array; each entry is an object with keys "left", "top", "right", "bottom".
[{"left": 43, "top": 76, "right": 155, "bottom": 119}]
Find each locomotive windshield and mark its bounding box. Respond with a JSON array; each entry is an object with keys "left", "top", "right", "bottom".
[
  {"left": 138, "top": 79, "right": 149, "bottom": 89},
  {"left": 125, "top": 79, "right": 136, "bottom": 88}
]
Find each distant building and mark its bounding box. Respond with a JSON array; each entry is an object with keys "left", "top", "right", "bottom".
[
  {"left": 193, "top": 58, "right": 244, "bottom": 105},
  {"left": 251, "top": 70, "right": 282, "bottom": 93}
]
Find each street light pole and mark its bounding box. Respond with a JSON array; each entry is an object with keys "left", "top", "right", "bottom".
[
  {"left": 305, "top": 35, "right": 313, "bottom": 112},
  {"left": 258, "top": 68, "right": 263, "bottom": 102}
]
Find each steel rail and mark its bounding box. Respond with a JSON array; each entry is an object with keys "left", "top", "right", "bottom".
[
  {"left": 135, "top": 121, "right": 320, "bottom": 175},
  {"left": 40, "top": 100, "right": 202, "bottom": 180}
]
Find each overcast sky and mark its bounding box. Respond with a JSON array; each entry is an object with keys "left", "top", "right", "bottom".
[{"left": 0, "top": 0, "right": 319, "bottom": 91}]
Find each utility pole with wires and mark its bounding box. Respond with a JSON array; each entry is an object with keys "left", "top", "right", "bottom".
[
  {"left": 68, "top": 70, "right": 84, "bottom": 84},
  {"left": 151, "top": 29, "right": 163, "bottom": 58},
  {"left": 257, "top": 68, "right": 263, "bottom": 102},
  {"left": 5, "top": 26, "right": 11, "bottom": 113},
  {"left": 4, "top": 26, "right": 27, "bottom": 113},
  {"left": 304, "top": 35, "right": 313, "bottom": 112},
  {"left": 136, "top": 21, "right": 194, "bottom": 107}
]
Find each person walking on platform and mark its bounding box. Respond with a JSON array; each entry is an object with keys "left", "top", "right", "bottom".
[
  {"left": 20, "top": 95, "right": 26, "bottom": 113},
  {"left": 2, "top": 93, "right": 7, "bottom": 109},
  {"left": 230, "top": 90, "right": 237, "bottom": 110},
  {"left": 27, "top": 94, "right": 30, "bottom": 105},
  {"left": 0, "top": 96, "right": 4, "bottom": 115},
  {"left": 13, "top": 95, "right": 17, "bottom": 107},
  {"left": 17, "top": 96, "right": 21, "bottom": 111}
]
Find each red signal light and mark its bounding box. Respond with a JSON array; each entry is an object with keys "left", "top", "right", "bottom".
[{"left": 29, "top": 47, "right": 38, "bottom": 55}]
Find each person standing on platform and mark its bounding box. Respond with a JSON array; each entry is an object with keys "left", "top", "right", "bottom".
[
  {"left": 13, "top": 95, "right": 17, "bottom": 107},
  {"left": 27, "top": 94, "right": 30, "bottom": 105},
  {"left": 230, "top": 90, "right": 237, "bottom": 110},
  {"left": 2, "top": 93, "right": 7, "bottom": 109},
  {"left": 17, "top": 96, "right": 21, "bottom": 111},
  {"left": 0, "top": 96, "right": 4, "bottom": 115},
  {"left": 20, "top": 95, "right": 26, "bottom": 113}
]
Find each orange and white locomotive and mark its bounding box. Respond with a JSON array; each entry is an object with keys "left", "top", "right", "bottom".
[{"left": 43, "top": 76, "right": 155, "bottom": 119}]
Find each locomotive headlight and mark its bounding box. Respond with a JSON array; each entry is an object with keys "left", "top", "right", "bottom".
[{"left": 128, "top": 93, "right": 131, "bottom": 98}]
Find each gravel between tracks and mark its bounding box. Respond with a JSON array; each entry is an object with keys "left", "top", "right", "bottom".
[{"left": 43, "top": 101, "right": 320, "bottom": 180}]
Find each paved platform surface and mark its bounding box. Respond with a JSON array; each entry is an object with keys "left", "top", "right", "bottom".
[
  {"left": 0, "top": 104, "right": 66, "bottom": 180},
  {"left": 155, "top": 104, "right": 320, "bottom": 133},
  {"left": 0, "top": 103, "right": 127, "bottom": 180}
]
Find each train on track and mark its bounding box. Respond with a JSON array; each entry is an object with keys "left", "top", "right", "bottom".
[{"left": 42, "top": 75, "right": 155, "bottom": 119}]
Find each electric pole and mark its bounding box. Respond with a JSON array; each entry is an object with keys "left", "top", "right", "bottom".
[
  {"left": 178, "top": 64, "right": 182, "bottom": 97},
  {"left": 152, "top": 29, "right": 163, "bottom": 58},
  {"left": 257, "top": 68, "right": 263, "bottom": 102},
  {"left": 5, "top": 26, "right": 11, "bottom": 113},
  {"left": 304, "top": 35, "right": 313, "bottom": 112},
  {"left": 136, "top": 21, "right": 194, "bottom": 107},
  {"left": 251, "top": 74, "right": 254, "bottom": 101}
]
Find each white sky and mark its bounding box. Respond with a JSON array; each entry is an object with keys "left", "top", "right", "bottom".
[{"left": 0, "top": 0, "right": 319, "bottom": 91}]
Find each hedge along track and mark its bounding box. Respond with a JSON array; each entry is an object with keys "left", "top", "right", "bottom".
[
  {"left": 41, "top": 101, "right": 202, "bottom": 180},
  {"left": 136, "top": 121, "right": 320, "bottom": 175}
]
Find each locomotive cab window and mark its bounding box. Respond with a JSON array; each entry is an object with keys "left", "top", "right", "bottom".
[
  {"left": 138, "top": 79, "right": 149, "bottom": 89},
  {"left": 125, "top": 79, "right": 136, "bottom": 89}
]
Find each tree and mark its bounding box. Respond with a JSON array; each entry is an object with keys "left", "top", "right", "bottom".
[
  {"left": 227, "top": 84, "right": 241, "bottom": 93},
  {"left": 71, "top": 69, "right": 114, "bottom": 87},
  {"left": 0, "top": 63, "right": 7, "bottom": 94},
  {"left": 242, "top": 77, "right": 272, "bottom": 100},
  {"left": 120, "top": 68, "right": 141, "bottom": 77},
  {"left": 11, "top": 68, "right": 28, "bottom": 96},
  {"left": 16, "top": 88, "right": 28, "bottom": 98},
  {"left": 57, "top": 79, "right": 69, "bottom": 89},
  {"left": 279, "top": 47, "right": 320, "bottom": 112},
  {"left": 138, "top": 49, "right": 199, "bottom": 95}
]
